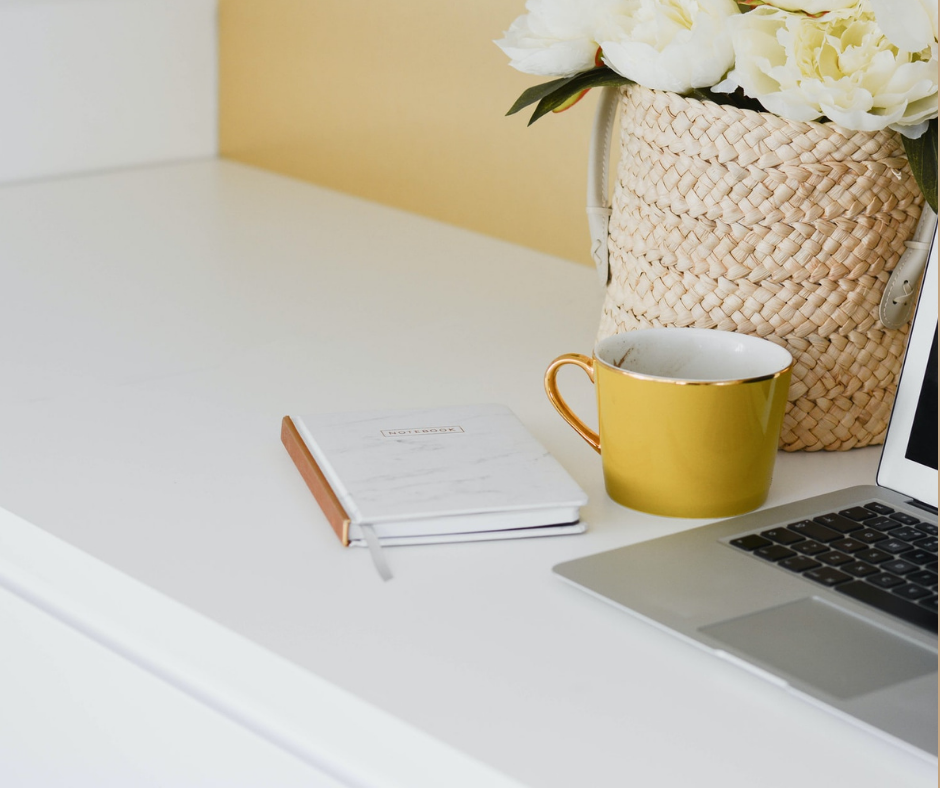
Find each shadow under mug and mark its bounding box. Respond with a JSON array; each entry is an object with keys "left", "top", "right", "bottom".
[{"left": 545, "top": 328, "right": 793, "bottom": 518}]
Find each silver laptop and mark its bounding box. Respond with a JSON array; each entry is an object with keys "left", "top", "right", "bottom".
[{"left": 555, "top": 230, "right": 938, "bottom": 761}]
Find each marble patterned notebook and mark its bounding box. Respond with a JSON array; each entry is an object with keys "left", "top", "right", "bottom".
[{"left": 281, "top": 404, "right": 588, "bottom": 547}]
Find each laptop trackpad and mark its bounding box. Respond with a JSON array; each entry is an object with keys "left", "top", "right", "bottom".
[{"left": 700, "top": 597, "right": 937, "bottom": 699}]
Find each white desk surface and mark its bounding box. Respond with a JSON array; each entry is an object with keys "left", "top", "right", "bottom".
[{"left": 0, "top": 160, "right": 933, "bottom": 787}]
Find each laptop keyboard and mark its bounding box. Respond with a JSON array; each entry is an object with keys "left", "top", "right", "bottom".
[{"left": 729, "top": 501, "right": 938, "bottom": 633}]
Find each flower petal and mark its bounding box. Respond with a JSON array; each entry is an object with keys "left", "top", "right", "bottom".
[{"left": 868, "top": 0, "right": 937, "bottom": 53}]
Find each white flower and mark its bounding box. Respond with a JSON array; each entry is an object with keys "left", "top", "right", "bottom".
[
  {"left": 868, "top": 0, "right": 938, "bottom": 53},
  {"left": 598, "top": 0, "right": 741, "bottom": 94},
  {"left": 495, "top": 0, "right": 618, "bottom": 77},
  {"left": 759, "top": 0, "right": 856, "bottom": 13},
  {"left": 716, "top": 2, "right": 938, "bottom": 137}
]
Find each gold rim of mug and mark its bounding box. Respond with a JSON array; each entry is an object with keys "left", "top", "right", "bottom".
[{"left": 593, "top": 353, "right": 794, "bottom": 387}]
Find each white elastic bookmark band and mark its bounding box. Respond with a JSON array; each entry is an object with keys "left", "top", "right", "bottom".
[{"left": 359, "top": 524, "right": 393, "bottom": 582}]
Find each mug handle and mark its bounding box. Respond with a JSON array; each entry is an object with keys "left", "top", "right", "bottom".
[{"left": 544, "top": 354, "right": 601, "bottom": 453}]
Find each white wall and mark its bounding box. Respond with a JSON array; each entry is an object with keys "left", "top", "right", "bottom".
[{"left": 0, "top": 0, "right": 217, "bottom": 184}]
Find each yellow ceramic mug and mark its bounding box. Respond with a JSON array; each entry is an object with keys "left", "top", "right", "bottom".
[{"left": 545, "top": 328, "right": 793, "bottom": 518}]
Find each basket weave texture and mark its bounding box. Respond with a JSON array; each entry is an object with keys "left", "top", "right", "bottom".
[{"left": 599, "top": 84, "right": 924, "bottom": 451}]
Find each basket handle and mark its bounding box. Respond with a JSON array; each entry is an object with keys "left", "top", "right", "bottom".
[
  {"left": 586, "top": 87, "right": 620, "bottom": 286},
  {"left": 880, "top": 205, "right": 937, "bottom": 329}
]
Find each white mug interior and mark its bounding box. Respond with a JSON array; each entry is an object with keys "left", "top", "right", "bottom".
[{"left": 595, "top": 328, "right": 792, "bottom": 383}]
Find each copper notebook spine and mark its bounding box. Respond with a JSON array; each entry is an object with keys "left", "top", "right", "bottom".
[{"left": 281, "top": 416, "right": 351, "bottom": 546}]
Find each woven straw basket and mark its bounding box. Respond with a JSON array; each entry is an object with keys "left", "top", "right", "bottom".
[{"left": 590, "top": 84, "right": 929, "bottom": 452}]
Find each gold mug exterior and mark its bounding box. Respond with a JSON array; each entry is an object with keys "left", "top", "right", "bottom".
[{"left": 544, "top": 329, "right": 793, "bottom": 518}]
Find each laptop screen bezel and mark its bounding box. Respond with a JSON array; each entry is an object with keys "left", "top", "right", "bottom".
[{"left": 877, "top": 224, "right": 938, "bottom": 509}]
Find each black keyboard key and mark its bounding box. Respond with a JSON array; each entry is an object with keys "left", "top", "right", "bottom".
[
  {"left": 904, "top": 549, "right": 934, "bottom": 565},
  {"left": 854, "top": 547, "right": 892, "bottom": 563},
  {"left": 890, "top": 512, "right": 921, "bottom": 525},
  {"left": 881, "top": 538, "right": 916, "bottom": 554},
  {"left": 914, "top": 536, "right": 938, "bottom": 553},
  {"left": 755, "top": 545, "right": 796, "bottom": 562},
  {"left": 855, "top": 529, "right": 888, "bottom": 544},
  {"left": 836, "top": 581, "right": 938, "bottom": 632},
  {"left": 867, "top": 572, "right": 905, "bottom": 589},
  {"left": 881, "top": 558, "right": 919, "bottom": 575},
  {"left": 842, "top": 561, "right": 880, "bottom": 578},
  {"left": 731, "top": 534, "right": 772, "bottom": 551},
  {"left": 865, "top": 516, "right": 901, "bottom": 530},
  {"left": 892, "top": 583, "right": 933, "bottom": 601},
  {"left": 761, "top": 527, "right": 804, "bottom": 545},
  {"left": 915, "top": 522, "right": 938, "bottom": 536},
  {"left": 830, "top": 537, "right": 867, "bottom": 553},
  {"left": 814, "top": 513, "right": 862, "bottom": 533},
  {"left": 779, "top": 556, "right": 821, "bottom": 573},
  {"left": 804, "top": 566, "right": 851, "bottom": 586},
  {"left": 818, "top": 551, "right": 853, "bottom": 566},
  {"left": 838, "top": 507, "right": 877, "bottom": 522},
  {"left": 793, "top": 539, "right": 829, "bottom": 556},
  {"left": 928, "top": 561, "right": 938, "bottom": 573},
  {"left": 890, "top": 527, "right": 923, "bottom": 542},
  {"left": 789, "top": 520, "right": 841, "bottom": 542},
  {"left": 919, "top": 596, "right": 939, "bottom": 613},
  {"left": 864, "top": 502, "right": 894, "bottom": 515},
  {"left": 906, "top": 570, "right": 938, "bottom": 587}
]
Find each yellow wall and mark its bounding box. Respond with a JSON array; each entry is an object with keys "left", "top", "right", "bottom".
[{"left": 218, "top": 0, "right": 601, "bottom": 266}]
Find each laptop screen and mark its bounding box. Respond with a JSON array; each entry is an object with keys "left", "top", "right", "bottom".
[
  {"left": 877, "top": 223, "right": 939, "bottom": 509},
  {"left": 905, "top": 327, "right": 938, "bottom": 472}
]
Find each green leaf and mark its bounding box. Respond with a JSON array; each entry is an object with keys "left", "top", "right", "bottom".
[
  {"left": 902, "top": 118, "right": 938, "bottom": 214},
  {"left": 688, "top": 87, "right": 766, "bottom": 114},
  {"left": 505, "top": 67, "right": 632, "bottom": 125},
  {"left": 528, "top": 67, "right": 632, "bottom": 125},
  {"left": 506, "top": 74, "right": 582, "bottom": 117}
]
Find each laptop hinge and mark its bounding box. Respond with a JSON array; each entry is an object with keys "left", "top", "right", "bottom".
[{"left": 907, "top": 499, "right": 938, "bottom": 516}]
